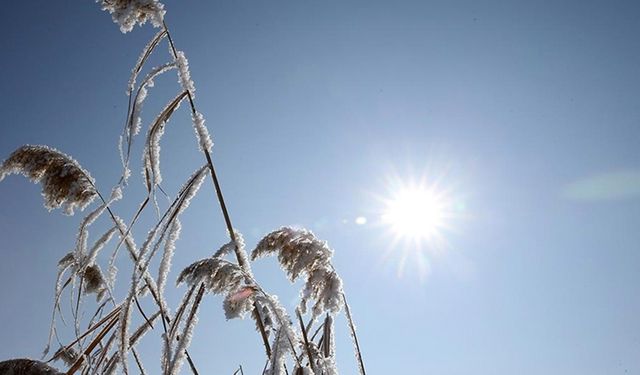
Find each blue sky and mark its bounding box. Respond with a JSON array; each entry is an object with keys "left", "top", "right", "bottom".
[{"left": 1, "top": 1, "right": 639, "bottom": 374}]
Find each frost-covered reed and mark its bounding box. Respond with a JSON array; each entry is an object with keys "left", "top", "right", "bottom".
[
  {"left": 0, "top": 1, "right": 365, "bottom": 374},
  {"left": 0, "top": 145, "right": 97, "bottom": 215}
]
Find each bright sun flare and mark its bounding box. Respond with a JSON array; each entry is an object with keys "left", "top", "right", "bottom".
[
  {"left": 375, "top": 173, "right": 462, "bottom": 280},
  {"left": 382, "top": 187, "right": 446, "bottom": 241}
]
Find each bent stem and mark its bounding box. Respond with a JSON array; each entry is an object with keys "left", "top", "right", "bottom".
[{"left": 161, "top": 18, "right": 272, "bottom": 357}]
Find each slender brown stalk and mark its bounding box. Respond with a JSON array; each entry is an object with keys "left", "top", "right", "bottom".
[
  {"left": 161, "top": 19, "right": 274, "bottom": 360},
  {"left": 65, "top": 314, "right": 119, "bottom": 375},
  {"left": 296, "top": 309, "right": 316, "bottom": 373},
  {"left": 51, "top": 305, "right": 122, "bottom": 363}
]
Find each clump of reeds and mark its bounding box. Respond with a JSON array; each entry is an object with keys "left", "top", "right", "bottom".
[{"left": 0, "top": 1, "right": 366, "bottom": 374}]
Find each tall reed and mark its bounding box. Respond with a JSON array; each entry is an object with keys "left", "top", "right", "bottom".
[{"left": 0, "top": 1, "right": 366, "bottom": 374}]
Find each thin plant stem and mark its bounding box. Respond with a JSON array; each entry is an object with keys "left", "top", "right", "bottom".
[
  {"left": 343, "top": 292, "right": 366, "bottom": 375},
  {"left": 161, "top": 19, "right": 274, "bottom": 359}
]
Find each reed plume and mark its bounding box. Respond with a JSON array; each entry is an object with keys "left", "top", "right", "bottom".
[{"left": 0, "top": 145, "right": 97, "bottom": 215}]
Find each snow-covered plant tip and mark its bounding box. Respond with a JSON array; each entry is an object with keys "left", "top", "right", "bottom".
[{"left": 0, "top": 2, "right": 366, "bottom": 374}]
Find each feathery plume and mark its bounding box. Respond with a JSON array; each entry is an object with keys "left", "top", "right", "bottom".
[
  {"left": 300, "top": 267, "right": 343, "bottom": 317},
  {"left": 177, "top": 257, "right": 245, "bottom": 294},
  {"left": 99, "top": 0, "right": 165, "bottom": 33},
  {"left": 252, "top": 227, "right": 344, "bottom": 316},
  {"left": 0, "top": 145, "right": 97, "bottom": 215},
  {"left": 0, "top": 359, "right": 63, "bottom": 375},
  {"left": 252, "top": 227, "right": 333, "bottom": 281},
  {"left": 83, "top": 264, "right": 106, "bottom": 296}
]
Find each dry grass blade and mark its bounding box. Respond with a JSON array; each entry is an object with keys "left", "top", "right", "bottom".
[
  {"left": 65, "top": 313, "right": 118, "bottom": 375},
  {"left": 322, "top": 314, "right": 332, "bottom": 358},
  {"left": 128, "top": 30, "right": 168, "bottom": 94},
  {"left": 50, "top": 305, "right": 121, "bottom": 363},
  {"left": 143, "top": 90, "right": 188, "bottom": 192}
]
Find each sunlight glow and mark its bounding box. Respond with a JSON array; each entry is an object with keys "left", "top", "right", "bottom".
[
  {"left": 373, "top": 168, "right": 464, "bottom": 281},
  {"left": 382, "top": 187, "right": 445, "bottom": 241}
]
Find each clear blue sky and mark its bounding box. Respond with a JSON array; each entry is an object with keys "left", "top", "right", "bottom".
[{"left": 1, "top": 1, "right": 639, "bottom": 374}]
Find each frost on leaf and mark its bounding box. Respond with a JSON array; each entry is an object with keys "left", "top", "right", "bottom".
[
  {"left": 0, "top": 145, "right": 97, "bottom": 215},
  {"left": 252, "top": 227, "right": 344, "bottom": 317}
]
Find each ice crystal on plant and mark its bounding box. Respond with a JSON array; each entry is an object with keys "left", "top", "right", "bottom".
[
  {"left": 128, "top": 30, "right": 167, "bottom": 93},
  {"left": 191, "top": 111, "right": 213, "bottom": 152},
  {"left": 174, "top": 51, "right": 195, "bottom": 95}
]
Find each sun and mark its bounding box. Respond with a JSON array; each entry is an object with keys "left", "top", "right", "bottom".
[
  {"left": 382, "top": 187, "right": 446, "bottom": 242},
  {"left": 375, "top": 179, "right": 457, "bottom": 281}
]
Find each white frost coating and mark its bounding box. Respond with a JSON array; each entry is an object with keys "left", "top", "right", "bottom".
[
  {"left": 75, "top": 186, "right": 122, "bottom": 259},
  {"left": 174, "top": 50, "right": 195, "bottom": 95},
  {"left": 191, "top": 111, "right": 213, "bottom": 152},
  {"left": 168, "top": 306, "right": 199, "bottom": 375},
  {"left": 128, "top": 30, "right": 167, "bottom": 93},
  {"left": 120, "top": 167, "right": 209, "bottom": 374},
  {"left": 167, "top": 165, "right": 208, "bottom": 221},
  {"left": 99, "top": 0, "right": 166, "bottom": 33},
  {"left": 158, "top": 219, "right": 181, "bottom": 296},
  {"left": 142, "top": 90, "right": 186, "bottom": 191},
  {"left": 262, "top": 294, "right": 299, "bottom": 375},
  {"left": 131, "top": 63, "right": 177, "bottom": 138},
  {"left": 109, "top": 215, "right": 139, "bottom": 289},
  {"left": 118, "top": 294, "right": 133, "bottom": 375},
  {"left": 128, "top": 167, "right": 208, "bottom": 309},
  {"left": 266, "top": 328, "right": 289, "bottom": 375},
  {"left": 86, "top": 226, "right": 118, "bottom": 266},
  {"left": 0, "top": 145, "right": 97, "bottom": 215},
  {"left": 142, "top": 113, "right": 165, "bottom": 188},
  {"left": 129, "top": 311, "right": 161, "bottom": 347}
]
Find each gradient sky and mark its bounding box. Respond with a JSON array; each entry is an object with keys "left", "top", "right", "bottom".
[{"left": 1, "top": 1, "right": 639, "bottom": 374}]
